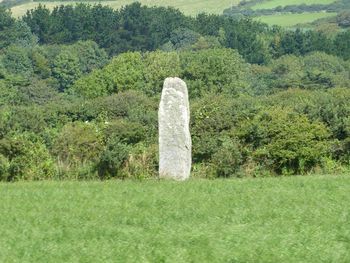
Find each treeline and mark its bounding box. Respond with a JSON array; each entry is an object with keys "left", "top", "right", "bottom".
[
  {"left": 20, "top": 3, "right": 350, "bottom": 64},
  {"left": 0, "top": 4, "right": 349, "bottom": 181}
]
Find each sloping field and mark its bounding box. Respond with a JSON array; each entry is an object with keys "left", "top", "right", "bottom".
[
  {"left": 252, "top": 0, "right": 336, "bottom": 10},
  {"left": 11, "top": 0, "right": 240, "bottom": 17},
  {"left": 1, "top": 176, "right": 349, "bottom": 262},
  {"left": 256, "top": 11, "right": 337, "bottom": 27}
]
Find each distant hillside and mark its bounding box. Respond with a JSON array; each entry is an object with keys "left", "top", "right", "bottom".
[
  {"left": 9, "top": 0, "right": 241, "bottom": 17},
  {"left": 224, "top": 0, "right": 350, "bottom": 28},
  {"left": 251, "top": 0, "right": 335, "bottom": 10}
]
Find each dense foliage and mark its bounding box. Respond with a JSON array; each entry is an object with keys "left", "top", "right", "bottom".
[
  {"left": 0, "top": 3, "right": 349, "bottom": 180},
  {"left": 20, "top": 3, "right": 350, "bottom": 64}
]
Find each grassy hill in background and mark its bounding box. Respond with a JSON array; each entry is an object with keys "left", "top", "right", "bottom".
[
  {"left": 223, "top": 0, "right": 347, "bottom": 28},
  {"left": 251, "top": 0, "right": 335, "bottom": 10},
  {"left": 252, "top": 0, "right": 338, "bottom": 27},
  {"left": 10, "top": 0, "right": 240, "bottom": 17},
  {"left": 257, "top": 11, "right": 337, "bottom": 27}
]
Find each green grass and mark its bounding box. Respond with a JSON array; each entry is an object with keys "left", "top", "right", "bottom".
[
  {"left": 252, "top": 0, "right": 336, "bottom": 10},
  {"left": 10, "top": 0, "right": 240, "bottom": 17},
  {"left": 1, "top": 175, "right": 349, "bottom": 262},
  {"left": 256, "top": 12, "right": 337, "bottom": 27}
]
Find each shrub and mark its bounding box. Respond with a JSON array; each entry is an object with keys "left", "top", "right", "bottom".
[
  {"left": 103, "top": 52, "right": 145, "bottom": 93},
  {"left": 69, "top": 69, "right": 112, "bottom": 99},
  {"left": 122, "top": 143, "right": 158, "bottom": 179},
  {"left": 210, "top": 137, "right": 242, "bottom": 178},
  {"left": 52, "top": 122, "right": 103, "bottom": 178},
  {"left": 0, "top": 153, "right": 10, "bottom": 181},
  {"left": 191, "top": 94, "right": 234, "bottom": 162},
  {"left": 0, "top": 133, "right": 56, "bottom": 181},
  {"left": 238, "top": 107, "right": 331, "bottom": 175},
  {"left": 97, "top": 137, "right": 130, "bottom": 179},
  {"left": 103, "top": 119, "right": 146, "bottom": 144}
]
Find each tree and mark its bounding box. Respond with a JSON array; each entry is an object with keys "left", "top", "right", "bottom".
[
  {"left": 169, "top": 27, "right": 201, "bottom": 50},
  {"left": 0, "top": 7, "right": 14, "bottom": 31},
  {"left": 23, "top": 4, "right": 52, "bottom": 44},
  {"left": 303, "top": 52, "right": 350, "bottom": 89},
  {"left": 1, "top": 45, "right": 33, "bottom": 77},
  {"left": 180, "top": 48, "right": 251, "bottom": 97},
  {"left": 143, "top": 51, "right": 181, "bottom": 95},
  {"left": 269, "top": 54, "right": 305, "bottom": 89},
  {"left": 52, "top": 50, "right": 81, "bottom": 91},
  {"left": 333, "top": 30, "right": 350, "bottom": 60},
  {"left": 71, "top": 40, "right": 108, "bottom": 73}
]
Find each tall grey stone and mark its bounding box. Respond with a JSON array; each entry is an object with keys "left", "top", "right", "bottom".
[{"left": 159, "top": 77, "right": 191, "bottom": 180}]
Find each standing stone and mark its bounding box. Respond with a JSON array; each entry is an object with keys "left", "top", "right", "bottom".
[{"left": 159, "top": 77, "right": 191, "bottom": 180}]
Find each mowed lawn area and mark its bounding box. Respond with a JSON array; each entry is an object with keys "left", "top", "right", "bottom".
[
  {"left": 1, "top": 176, "right": 349, "bottom": 262},
  {"left": 256, "top": 12, "right": 337, "bottom": 27},
  {"left": 10, "top": 0, "right": 240, "bottom": 17}
]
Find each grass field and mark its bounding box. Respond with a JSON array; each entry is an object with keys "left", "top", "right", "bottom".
[
  {"left": 256, "top": 12, "right": 337, "bottom": 27},
  {"left": 1, "top": 176, "right": 349, "bottom": 262},
  {"left": 10, "top": 0, "right": 240, "bottom": 17},
  {"left": 251, "top": 0, "right": 336, "bottom": 10}
]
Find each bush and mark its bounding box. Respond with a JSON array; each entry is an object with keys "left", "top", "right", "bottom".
[
  {"left": 238, "top": 107, "right": 331, "bottom": 175},
  {"left": 52, "top": 122, "right": 103, "bottom": 178},
  {"left": 191, "top": 93, "right": 260, "bottom": 163},
  {"left": 103, "top": 119, "right": 146, "bottom": 144},
  {"left": 210, "top": 137, "right": 242, "bottom": 178},
  {"left": 69, "top": 69, "right": 112, "bottom": 99},
  {"left": 191, "top": 94, "right": 235, "bottom": 162},
  {"left": 97, "top": 137, "right": 130, "bottom": 179},
  {"left": 0, "top": 133, "right": 56, "bottom": 181},
  {"left": 0, "top": 153, "right": 10, "bottom": 180},
  {"left": 122, "top": 143, "right": 158, "bottom": 179}
]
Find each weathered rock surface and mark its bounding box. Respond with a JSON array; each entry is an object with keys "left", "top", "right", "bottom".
[{"left": 159, "top": 77, "right": 191, "bottom": 180}]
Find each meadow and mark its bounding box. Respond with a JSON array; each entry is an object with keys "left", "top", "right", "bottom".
[
  {"left": 1, "top": 175, "right": 349, "bottom": 262},
  {"left": 256, "top": 11, "right": 337, "bottom": 27},
  {"left": 251, "top": 0, "right": 336, "bottom": 10},
  {"left": 10, "top": 0, "right": 240, "bottom": 17}
]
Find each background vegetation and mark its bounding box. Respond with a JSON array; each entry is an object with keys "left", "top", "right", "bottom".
[{"left": 0, "top": 2, "right": 349, "bottom": 181}]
